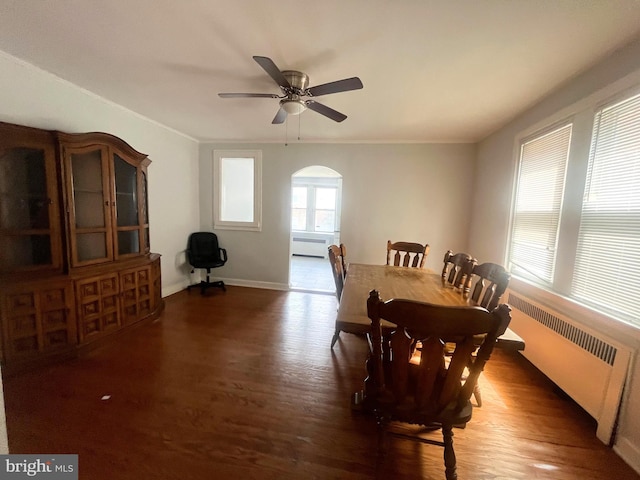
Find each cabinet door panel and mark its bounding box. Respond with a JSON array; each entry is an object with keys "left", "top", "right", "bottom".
[
  {"left": 0, "top": 236, "right": 52, "bottom": 269},
  {"left": 71, "top": 150, "right": 106, "bottom": 228},
  {"left": 1, "top": 281, "right": 75, "bottom": 362},
  {"left": 76, "top": 273, "right": 120, "bottom": 342},
  {"left": 0, "top": 131, "right": 62, "bottom": 273},
  {"left": 76, "top": 233, "right": 108, "bottom": 262},
  {"left": 114, "top": 154, "right": 139, "bottom": 227},
  {"left": 114, "top": 153, "right": 144, "bottom": 258},
  {"left": 120, "top": 265, "right": 152, "bottom": 325},
  {"left": 65, "top": 146, "right": 113, "bottom": 266},
  {"left": 117, "top": 230, "right": 140, "bottom": 256}
]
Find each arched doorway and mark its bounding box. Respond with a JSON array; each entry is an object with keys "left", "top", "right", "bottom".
[{"left": 289, "top": 166, "right": 342, "bottom": 292}]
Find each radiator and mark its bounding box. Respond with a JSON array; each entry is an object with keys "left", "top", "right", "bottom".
[
  {"left": 507, "top": 291, "right": 633, "bottom": 444},
  {"left": 291, "top": 236, "right": 330, "bottom": 258}
]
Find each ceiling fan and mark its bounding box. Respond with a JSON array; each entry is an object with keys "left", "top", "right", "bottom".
[{"left": 218, "top": 56, "right": 363, "bottom": 124}]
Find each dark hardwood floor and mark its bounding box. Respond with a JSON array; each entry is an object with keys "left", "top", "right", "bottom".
[{"left": 3, "top": 286, "right": 639, "bottom": 479}]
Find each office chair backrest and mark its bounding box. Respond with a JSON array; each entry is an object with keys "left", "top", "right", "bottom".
[{"left": 187, "top": 232, "right": 226, "bottom": 267}]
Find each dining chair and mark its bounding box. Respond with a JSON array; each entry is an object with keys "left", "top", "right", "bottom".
[
  {"left": 328, "top": 245, "right": 345, "bottom": 301},
  {"left": 328, "top": 244, "right": 347, "bottom": 348},
  {"left": 361, "top": 290, "right": 511, "bottom": 480},
  {"left": 463, "top": 262, "right": 511, "bottom": 407},
  {"left": 468, "top": 262, "right": 511, "bottom": 311},
  {"left": 386, "top": 240, "right": 429, "bottom": 268},
  {"left": 338, "top": 243, "right": 348, "bottom": 277},
  {"left": 441, "top": 250, "right": 476, "bottom": 293}
]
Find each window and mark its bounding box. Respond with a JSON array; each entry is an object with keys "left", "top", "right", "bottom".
[
  {"left": 290, "top": 181, "right": 340, "bottom": 233},
  {"left": 508, "top": 88, "right": 640, "bottom": 328},
  {"left": 291, "top": 186, "right": 307, "bottom": 231},
  {"left": 508, "top": 124, "right": 572, "bottom": 284},
  {"left": 213, "top": 150, "right": 262, "bottom": 231},
  {"left": 314, "top": 187, "right": 337, "bottom": 232},
  {"left": 572, "top": 92, "right": 640, "bottom": 324}
]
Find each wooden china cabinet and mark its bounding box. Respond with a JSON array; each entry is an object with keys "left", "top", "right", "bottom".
[{"left": 0, "top": 122, "right": 163, "bottom": 374}]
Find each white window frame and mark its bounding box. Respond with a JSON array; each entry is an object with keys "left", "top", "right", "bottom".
[
  {"left": 507, "top": 122, "right": 572, "bottom": 286},
  {"left": 291, "top": 177, "right": 341, "bottom": 234},
  {"left": 507, "top": 83, "right": 640, "bottom": 329},
  {"left": 213, "top": 150, "right": 262, "bottom": 232},
  {"left": 571, "top": 91, "right": 640, "bottom": 324}
]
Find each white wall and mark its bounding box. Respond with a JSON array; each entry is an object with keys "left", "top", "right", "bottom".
[
  {"left": 469, "top": 37, "right": 640, "bottom": 473},
  {"left": 0, "top": 50, "right": 201, "bottom": 295},
  {"left": 199, "top": 142, "right": 476, "bottom": 288}
]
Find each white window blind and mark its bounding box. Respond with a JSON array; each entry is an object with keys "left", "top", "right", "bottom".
[
  {"left": 509, "top": 124, "right": 572, "bottom": 284},
  {"left": 572, "top": 92, "right": 640, "bottom": 326},
  {"left": 213, "top": 150, "right": 262, "bottom": 231}
]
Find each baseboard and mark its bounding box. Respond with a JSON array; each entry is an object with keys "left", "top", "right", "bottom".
[
  {"left": 163, "top": 281, "right": 189, "bottom": 297},
  {"left": 164, "top": 277, "right": 315, "bottom": 296},
  {"left": 614, "top": 435, "right": 640, "bottom": 475},
  {"left": 221, "top": 278, "right": 290, "bottom": 291}
]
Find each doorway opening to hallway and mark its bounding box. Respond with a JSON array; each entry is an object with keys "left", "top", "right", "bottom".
[{"left": 289, "top": 165, "right": 342, "bottom": 293}]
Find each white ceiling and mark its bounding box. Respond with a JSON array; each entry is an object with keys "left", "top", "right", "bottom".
[{"left": 1, "top": 0, "right": 640, "bottom": 143}]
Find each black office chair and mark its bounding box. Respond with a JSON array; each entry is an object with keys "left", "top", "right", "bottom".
[{"left": 186, "top": 232, "right": 228, "bottom": 295}]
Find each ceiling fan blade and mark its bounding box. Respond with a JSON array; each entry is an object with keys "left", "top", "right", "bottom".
[
  {"left": 305, "top": 101, "right": 347, "bottom": 122},
  {"left": 218, "top": 93, "right": 280, "bottom": 98},
  {"left": 253, "top": 56, "right": 291, "bottom": 89},
  {"left": 306, "top": 77, "right": 363, "bottom": 97},
  {"left": 272, "top": 108, "right": 287, "bottom": 124}
]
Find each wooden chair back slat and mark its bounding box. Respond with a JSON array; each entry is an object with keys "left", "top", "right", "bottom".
[
  {"left": 415, "top": 336, "right": 444, "bottom": 409},
  {"left": 469, "top": 262, "right": 511, "bottom": 311},
  {"left": 441, "top": 250, "right": 476, "bottom": 293},
  {"left": 386, "top": 240, "right": 429, "bottom": 268},
  {"left": 390, "top": 330, "right": 412, "bottom": 403}
]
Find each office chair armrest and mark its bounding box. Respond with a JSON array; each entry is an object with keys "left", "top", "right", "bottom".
[{"left": 219, "top": 248, "right": 228, "bottom": 263}]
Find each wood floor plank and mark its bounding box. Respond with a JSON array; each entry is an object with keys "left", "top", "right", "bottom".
[{"left": 3, "top": 286, "right": 638, "bottom": 479}]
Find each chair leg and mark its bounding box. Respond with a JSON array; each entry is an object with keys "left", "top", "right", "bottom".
[
  {"left": 442, "top": 424, "right": 458, "bottom": 480},
  {"left": 188, "top": 269, "right": 226, "bottom": 295},
  {"left": 376, "top": 418, "right": 388, "bottom": 457},
  {"left": 473, "top": 382, "right": 482, "bottom": 407},
  {"left": 330, "top": 329, "right": 340, "bottom": 348}
]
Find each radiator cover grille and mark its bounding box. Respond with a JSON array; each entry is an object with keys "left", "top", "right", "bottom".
[{"left": 508, "top": 293, "right": 617, "bottom": 366}]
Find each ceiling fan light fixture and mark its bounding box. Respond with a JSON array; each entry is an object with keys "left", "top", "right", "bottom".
[{"left": 281, "top": 99, "right": 306, "bottom": 115}]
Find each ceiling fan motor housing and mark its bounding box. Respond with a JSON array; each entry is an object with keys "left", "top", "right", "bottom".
[{"left": 281, "top": 70, "right": 309, "bottom": 93}]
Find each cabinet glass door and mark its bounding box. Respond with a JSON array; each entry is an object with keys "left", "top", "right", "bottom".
[
  {"left": 68, "top": 147, "right": 112, "bottom": 265},
  {"left": 142, "top": 171, "right": 150, "bottom": 252},
  {"left": 114, "top": 154, "right": 140, "bottom": 256},
  {"left": 0, "top": 146, "right": 58, "bottom": 270}
]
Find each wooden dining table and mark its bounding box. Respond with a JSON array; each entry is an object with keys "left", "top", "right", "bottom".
[{"left": 332, "top": 263, "right": 525, "bottom": 350}]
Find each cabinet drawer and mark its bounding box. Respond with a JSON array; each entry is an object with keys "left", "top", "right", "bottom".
[
  {"left": 1, "top": 280, "right": 76, "bottom": 363},
  {"left": 7, "top": 293, "right": 36, "bottom": 310},
  {"left": 75, "top": 273, "right": 121, "bottom": 342}
]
